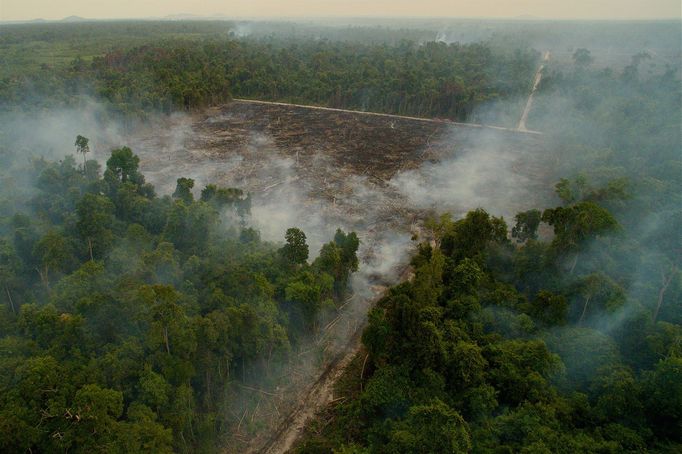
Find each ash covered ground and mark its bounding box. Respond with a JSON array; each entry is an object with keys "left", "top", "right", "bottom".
[{"left": 127, "top": 100, "right": 553, "bottom": 268}]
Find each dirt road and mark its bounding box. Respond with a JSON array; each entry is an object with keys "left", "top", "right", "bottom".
[
  {"left": 235, "top": 98, "right": 542, "bottom": 135},
  {"left": 252, "top": 263, "right": 415, "bottom": 454},
  {"left": 518, "top": 51, "right": 550, "bottom": 132},
  {"left": 253, "top": 317, "right": 364, "bottom": 454}
]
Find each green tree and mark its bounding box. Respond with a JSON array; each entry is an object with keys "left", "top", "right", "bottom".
[
  {"left": 0, "top": 240, "right": 20, "bottom": 314},
  {"left": 441, "top": 208, "right": 508, "bottom": 264},
  {"left": 121, "top": 403, "right": 173, "bottom": 453},
  {"left": 512, "top": 209, "right": 541, "bottom": 243},
  {"left": 542, "top": 201, "right": 618, "bottom": 274},
  {"left": 63, "top": 384, "right": 124, "bottom": 452},
  {"left": 172, "top": 177, "right": 194, "bottom": 204},
  {"left": 76, "top": 193, "right": 114, "bottom": 260},
  {"left": 139, "top": 285, "right": 184, "bottom": 356},
  {"left": 528, "top": 290, "right": 568, "bottom": 326},
  {"left": 571, "top": 273, "right": 625, "bottom": 324},
  {"left": 280, "top": 227, "right": 309, "bottom": 265},
  {"left": 387, "top": 400, "right": 471, "bottom": 453},
  {"left": 642, "top": 357, "right": 682, "bottom": 440},
  {"left": 573, "top": 48, "right": 594, "bottom": 68},
  {"left": 105, "top": 147, "right": 142, "bottom": 187},
  {"left": 74, "top": 135, "right": 90, "bottom": 171},
  {"left": 32, "top": 230, "right": 73, "bottom": 290}
]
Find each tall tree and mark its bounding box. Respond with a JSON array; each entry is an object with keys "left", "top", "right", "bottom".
[
  {"left": 32, "top": 230, "right": 72, "bottom": 290},
  {"left": 542, "top": 201, "right": 618, "bottom": 274},
  {"left": 172, "top": 178, "right": 194, "bottom": 204},
  {"left": 280, "top": 227, "right": 309, "bottom": 265},
  {"left": 76, "top": 193, "right": 114, "bottom": 261},
  {"left": 74, "top": 135, "right": 90, "bottom": 172}
]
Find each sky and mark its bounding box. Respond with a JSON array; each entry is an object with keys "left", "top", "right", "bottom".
[{"left": 1, "top": 0, "right": 680, "bottom": 22}]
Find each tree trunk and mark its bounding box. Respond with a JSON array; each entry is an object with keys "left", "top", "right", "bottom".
[
  {"left": 206, "top": 370, "right": 212, "bottom": 404},
  {"left": 653, "top": 265, "right": 676, "bottom": 322},
  {"left": 36, "top": 266, "right": 50, "bottom": 291},
  {"left": 163, "top": 326, "right": 170, "bottom": 354},
  {"left": 579, "top": 295, "right": 591, "bottom": 324},
  {"left": 218, "top": 358, "right": 222, "bottom": 380},
  {"left": 569, "top": 253, "right": 579, "bottom": 275},
  {"left": 4, "top": 286, "right": 16, "bottom": 314},
  {"left": 87, "top": 238, "right": 94, "bottom": 261}
]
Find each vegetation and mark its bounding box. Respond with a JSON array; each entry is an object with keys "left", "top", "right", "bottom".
[
  {"left": 0, "top": 142, "right": 359, "bottom": 452},
  {"left": 0, "top": 18, "right": 680, "bottom": 454},
  {"left": 0, "top": 23, "right": 538, "bottom": 121},
  {"left": 295, "top": 200, "right": 680, "bottom": 453},
  {"left": 292, "top": 48, "right": 681, "bottom": 453}
]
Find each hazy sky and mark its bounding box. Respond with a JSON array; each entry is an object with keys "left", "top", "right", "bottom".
[{"left": 1, "top": 0, "right": 680, "bottom": 21}]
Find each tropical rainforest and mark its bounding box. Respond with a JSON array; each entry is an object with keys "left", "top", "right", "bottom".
[
  {"left": 0, "top": 141, "right": 362, "bottom": 452},
  {"left": 294, "top": 44, "right": 682, "bottom": 454},
  {"left": 0, "top": 19, "right": 680, "bottom": 454},
  {"left": 1, "top": 22, "right": 537, "bottom": 122}
]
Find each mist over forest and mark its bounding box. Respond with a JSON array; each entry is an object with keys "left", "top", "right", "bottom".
[{"left": 0, "top": 17, "right": 680, "bottom": 454}]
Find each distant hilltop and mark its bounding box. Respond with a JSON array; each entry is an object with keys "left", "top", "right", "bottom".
[{"left": 60, "top": 16, "right": 87, "bottom": 22}]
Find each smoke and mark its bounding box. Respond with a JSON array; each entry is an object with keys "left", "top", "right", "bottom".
[
  {"left": 0, "top": 95, "right": 557, "bottom": 292},
  {"left": 391, "top": 128, "right": 554, "bottom": 221},
  {"left": 3, "top": 22, "right": 678, "bottom": 447},
  {"left": 231, "top": 22, "right": 254, "bottom": 38},
  {"left": 0, "top": 99, "right": 125, "bottom": 162}
]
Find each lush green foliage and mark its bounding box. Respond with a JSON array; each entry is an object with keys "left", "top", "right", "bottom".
[
  {"left": 0, "top": 144, "right": 359, "bottom": 452},
  {"left": 296, "top": 201, "right": 680, "bottom": 453},
  {"left": 1, "top": 24, "right": 538, "bottom": 120},
  {"left": 1, "top": 21, "right": 680, "bottom": 453},
  {"left": 294, "top": 54, "right": 682, "bottom": 454}
]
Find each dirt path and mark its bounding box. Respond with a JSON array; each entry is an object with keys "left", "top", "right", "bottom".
[
  {"left": 235, "top": 98, "right": 542, "bottom": 135},
  {"left": 254, "top": 322, "right": 364, "bottom": 454},
  {"left": 251, "top": 264, "right": 414, "bottom": 454},
  {"left": 517, "top": 51, "right": 550, "bottom": 132}
]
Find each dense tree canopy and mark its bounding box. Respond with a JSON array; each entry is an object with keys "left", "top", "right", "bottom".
[
  {"left": 0, "top": 31, "right": 538, "bottom": 122},
  {"left": 293, "top": 51, "right": 681, "bottom": 453},
  {"left": 0, "top": 143, "right": 359, "bottom": 452}
]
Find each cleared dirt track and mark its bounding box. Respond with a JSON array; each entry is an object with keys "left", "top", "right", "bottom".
[
  {"left": 236, "top": 98, "right": 543, "bottom": 136},
  {"left": 518, "top": 51, "right": 550, "bottom": 132}
]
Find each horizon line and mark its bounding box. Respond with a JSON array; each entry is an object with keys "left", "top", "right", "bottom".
[{"left": 2, "top": 15, "right": 682, "bottom": 24}]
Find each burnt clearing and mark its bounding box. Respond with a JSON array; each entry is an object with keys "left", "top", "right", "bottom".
[{"left": 127, "top": 100, "right": 552, "bottom": 241}]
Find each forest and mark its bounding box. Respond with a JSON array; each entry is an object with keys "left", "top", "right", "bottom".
[
  {"left": 293, "top": 47, "right": 682, "bottom": 453},
  {"left": 0, "top": 22, "right": 538, "bottom": 122},
  {"left": 0, "top": 18, "right": 681, "bottom": 454},
  {"left": 0, "top": 141, "right": 361, "bottom": 452}
]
